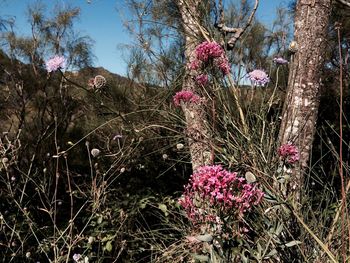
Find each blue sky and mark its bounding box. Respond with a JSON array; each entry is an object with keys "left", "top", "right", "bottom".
[{"left": 1, "top": 0, "right": 290, "bottom": 76}]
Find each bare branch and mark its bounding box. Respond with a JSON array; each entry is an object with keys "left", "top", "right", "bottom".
[
  {"left": 336, "top": 0, "right": 350, "bottom": 7},
  {"left": 216, "top": 0, "right": 259, "bottom": 49}
]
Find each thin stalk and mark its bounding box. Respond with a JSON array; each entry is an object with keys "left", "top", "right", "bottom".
[
  {"left": 227, "top": 75, "right": 248, "bottom": 135},
  {"left": 53, "top": 116, "right": 60, "bottom": 262},
  {"left": 337, "top": 24, "right": 346, "bottom": 263},
  {"left": 64, "top": 155, "right": 74, "bottom": 263}
]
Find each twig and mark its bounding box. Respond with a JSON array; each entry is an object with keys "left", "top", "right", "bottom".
[{"left": 216, "top": 0, "right": 259, "bottom": 49}]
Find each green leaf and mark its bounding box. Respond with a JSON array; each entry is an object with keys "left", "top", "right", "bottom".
[
  {"left": 245, "top": 171, "right": 256, "bottom": 183},
  {"left": 241, "top": 250, "right": 249, "bottom": 263},
  {"left": 264, "top": 249, "right": 278, "bottom": 258},
  {"left": 195, "top": 234, "right": 213, "bottom": 242},
  {"left": 105, "top": 241, "right": 113, "bottom": 252},
  {"left": 285, "top": 240, "right": 302, "bottom": 247},
  {"left": 192, "top": 254, "right": 209, "bottom": 262},
  {"left": 274, "top": 222, "right": 284, "bottom": 236},
  {"left": 158, "top": 203, "right": 168, "bottom": 216},
  {"left": 257, "top": 242, "right": 262, "bottom": 254},
  {"left": 101, "top": 234, "right": 117, "bottom": 242}
]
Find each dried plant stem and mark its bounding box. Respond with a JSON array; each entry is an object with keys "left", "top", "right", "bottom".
[
  {"left": 64, "top": 155, "right": 74, "bottom": 263},
  {"left": 227, "top": 75, "right": 248, "bottom": 135},
  {"left": 291, "top": 208, "right": 337, "bottom": 263},
  {"left": 53, "top": 116, "right": 60, "bottom": 262},
  {"left": 325, "top": 179, "right": 350, "bottom": 247}
]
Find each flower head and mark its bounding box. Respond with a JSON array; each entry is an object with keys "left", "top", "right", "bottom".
[
  {"left": 278, "top": 143, "right": 299, "bottom": 164},
  {"left": 93, "top": 75, "right": 106, "bottom": 88},
  {"left": 176, "top": 143, "right": 184, "bottom": 150},
  {"left": 248, "top": 69, "right": 270, "bottom": 86},
  {"left": 173, "top": 90, "right": 200, "bottom": 107},
  {"left": 273, "top": 57, "right": 288, "bottom": 65},
  {"left": 113, "top": 134, "right": 123, "bottom": 140},
  {"left": 91, "top": 148, "right": 101, "bottom": 157},
  {"left": 88, "top": 75, "right": 106, "bottom": 89},
  {"left": 195, "top": 41, "right": 224, "bottom": 62},
  {"left": 189, "top": 41, "right": 231, "bottom": 78},
  {"left": 45, "top": 55, "right": 66, "bottom": 72}
]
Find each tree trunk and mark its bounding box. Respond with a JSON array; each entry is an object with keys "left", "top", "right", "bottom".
[
  {"left": 278, "top": 0, "right": 332, "bottom": 202},
  {"left": 176, "top": 0, "right": 212, "bottom": 171}
]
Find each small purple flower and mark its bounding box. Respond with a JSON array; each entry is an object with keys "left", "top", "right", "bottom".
[
  {"left": 45, "top": 55, "right": 66, "bottom": 72},
  {"left": 248, "top": 69, "right": 270, "bottom": 86},
  {"left": 73, "top": 254, "right": 82, "bottom": 262},
  {"left": 113, "top": 134, "right": 123, "bottom": 140},
  {"left": 273, "top": 57, "right": 288, "bottom": 65}
]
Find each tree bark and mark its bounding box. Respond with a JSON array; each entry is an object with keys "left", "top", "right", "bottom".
[
  {"left": 176, "top": 0, "right": 212, "bottom": 171},
  {"left": 278, "top": 0, "right": 332, "bottom": 202}
]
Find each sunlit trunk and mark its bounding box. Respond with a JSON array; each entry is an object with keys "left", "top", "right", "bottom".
[
  {"left": 278, "top": 0, "right": 332, "bottom": 202},
  {"left": 176, "top": 0, "right": 211, "bottom": 171}
]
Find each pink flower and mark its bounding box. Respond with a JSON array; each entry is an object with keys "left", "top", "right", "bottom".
[
  {"left": 195, "top": 74, "right": 208, "bottom": 86},
  {"left": 273, "top": 57, "right": 288, "bottom": 65},
  {"left": 173, "top": 91, "right": 200, "bottom": 107},
  {"left": 195, "top": 41, "right": 224, "bottom": 62},
  {"left": 248, "top": 69, "right": 269, "bottom": 86},
  {"left": 46, "top": 55, "right": 66, "bottom": 72},
  {"left": 189, "top": 41, "right": 231, "bottom": 76},
  {"left": 278, "top": 143, "right": 300, "bottom": 164}
]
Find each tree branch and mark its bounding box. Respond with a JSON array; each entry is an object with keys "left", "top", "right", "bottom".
[{"left": 216, "top": 0, "right": 259, "bottom": 49}]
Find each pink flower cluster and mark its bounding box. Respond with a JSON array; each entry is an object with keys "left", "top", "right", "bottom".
[
  {"left": 278, "top": 143, "right": 299, "bottom": 164},
  {"left": 195, "top": 41, "right": 224, "bottom": 62},
  {"left": 45, "top": 55, "right": 66, "bottom": 72},
  {"left": 173, "top": 90, "right": 200, "bottom": 107},
  {"left": 189, "top": 41, "right": 231, "bottom": 76},
  {"left": 179, "top": 165, "right": 264, "bottom": 225}
]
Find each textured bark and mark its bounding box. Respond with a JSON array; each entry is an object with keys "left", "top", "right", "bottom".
[
  {"left": 278, "top": 0, "right": 332, "bottom": 202},
  {"left": 176, "top": 0, "right": 211, "bottom": 171}
]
